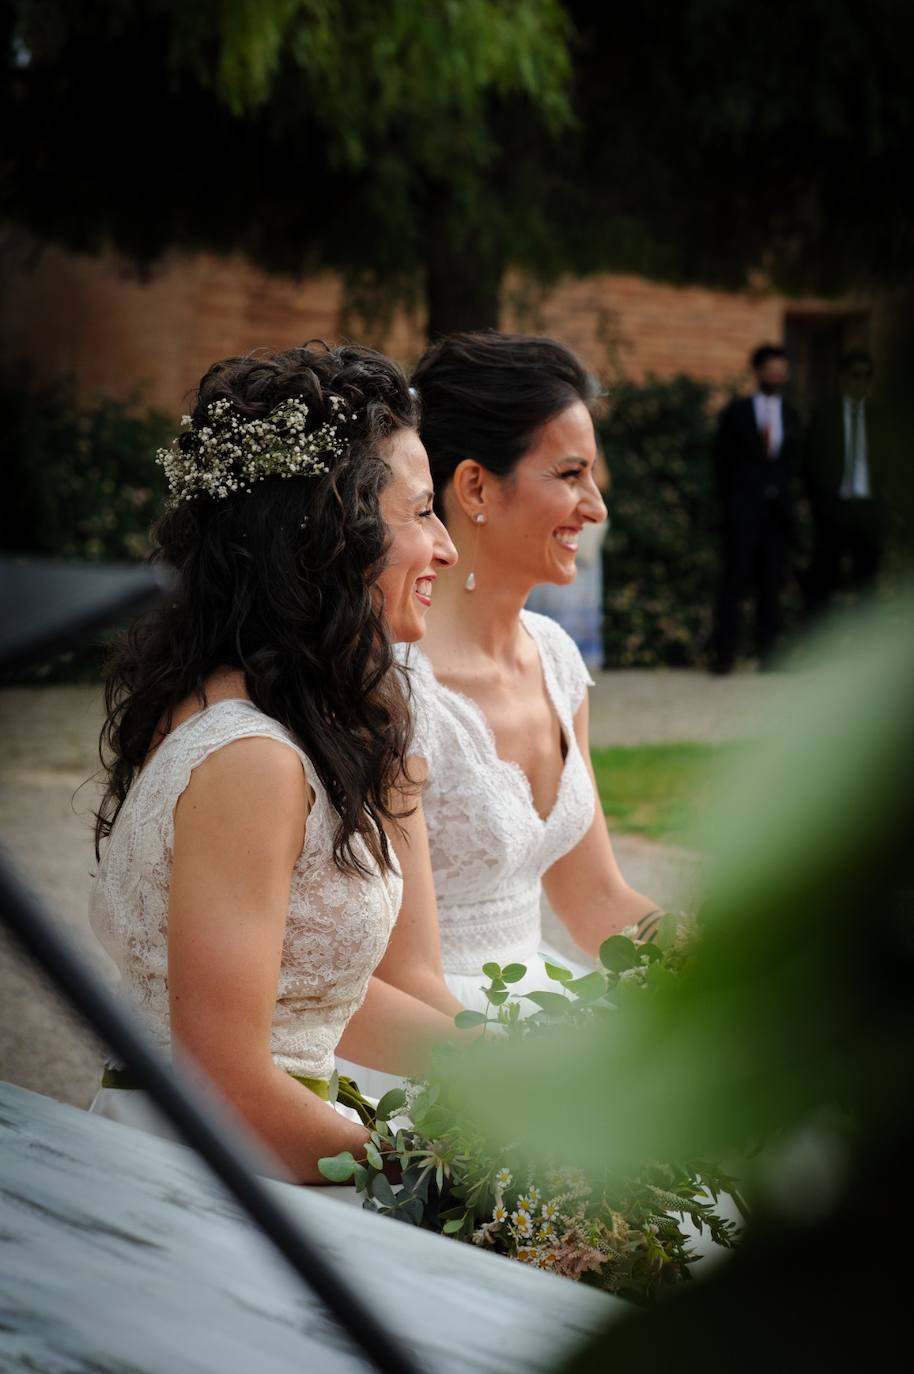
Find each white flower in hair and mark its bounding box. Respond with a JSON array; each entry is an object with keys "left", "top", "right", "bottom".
[{"left": 156, "top": 395, "right": 351, "bottom": 505}]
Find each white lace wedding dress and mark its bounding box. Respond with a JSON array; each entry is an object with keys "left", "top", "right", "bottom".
[
  {"left": 339, "top": 610, "right": 597, "bottom": 1096},
  {"left": 88, "top": 698, "right": 401, "bottom": 1158}
]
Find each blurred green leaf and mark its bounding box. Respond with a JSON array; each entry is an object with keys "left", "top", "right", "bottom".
[
  {"left": 545, "top": 961, "right": 573, "bottom": 982},
  {"left": 599, "top": 936, "right": 638, "bottom": 972}
]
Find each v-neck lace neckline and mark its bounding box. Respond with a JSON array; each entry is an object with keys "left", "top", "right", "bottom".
[{"left": 413, "top": 615, "right": 576, "bottom": 827}]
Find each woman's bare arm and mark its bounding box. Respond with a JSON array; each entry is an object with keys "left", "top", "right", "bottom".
[
  {"left": 542, "top": 693, "right": 658, "bottom": 959},
  {"left": 168, "top": 736, "right": 371, "bottom": 1182}
]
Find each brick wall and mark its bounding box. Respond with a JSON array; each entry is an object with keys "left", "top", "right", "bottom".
[{"left": 0, "top": 233, "right": 866, "bottom": 416}]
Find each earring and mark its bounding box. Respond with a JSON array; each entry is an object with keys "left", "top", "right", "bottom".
[{"left": 465, "top": 512, "right": 486, "bottom": 591}]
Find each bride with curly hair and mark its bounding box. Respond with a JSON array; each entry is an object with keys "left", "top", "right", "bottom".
[{"left": 88, "top": 342, "right": 462, "bottom": 1183}]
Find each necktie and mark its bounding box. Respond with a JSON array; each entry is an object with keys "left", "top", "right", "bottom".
[{"left": 762, "top": 399, "right": 775, "bottom": 458}]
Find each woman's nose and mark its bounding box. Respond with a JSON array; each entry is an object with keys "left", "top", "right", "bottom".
[
  {"left": 434, "top": 516, "right": 458, "bottom": 567},
  {"left": 580, "top": 479, "right": 608, "bottom": 525}
]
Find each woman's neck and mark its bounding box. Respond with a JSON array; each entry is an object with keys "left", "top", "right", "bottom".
[{"left": 421, "top": 557, "right": 531, "bottom": 668}]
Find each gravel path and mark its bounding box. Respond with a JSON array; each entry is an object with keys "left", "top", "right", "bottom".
[{"left": 0, "top": 670, "right": 780, "bottom": 1107}]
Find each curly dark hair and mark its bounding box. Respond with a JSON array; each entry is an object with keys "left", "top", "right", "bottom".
[
  {"left": 96, "top": 342, "right": 419, "bottom": 876},
  {"left": 411, "top": 331, "right": 600, "bottom": 519}
]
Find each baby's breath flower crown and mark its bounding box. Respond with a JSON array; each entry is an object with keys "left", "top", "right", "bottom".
[{"left": 156, "top": 394, "right": 352, "bottom": 504}]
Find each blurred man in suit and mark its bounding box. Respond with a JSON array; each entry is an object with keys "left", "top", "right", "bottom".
[
  {"left": 710, "top": 343, "right": 800, "bottom": 675},
  {"left": 804, "top": 349, "right": 883, "bottom": 614}
]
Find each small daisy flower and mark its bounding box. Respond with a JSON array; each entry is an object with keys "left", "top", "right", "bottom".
[
  {"left": 492, "top": 1202, "right": 508, "bottom": 1224},
  {"left": 494, "top": 1168, "right": 512, "bottom": 1190},
  {"left": 516, "top": 1196, "right": 532, "bottom": 1213},
  {"left": 541, "top": 1201, "right": 559, "bottom": 1222},
  {"left": 511, "top": 1210, "right": 533, "bottom": 1237},
  {"left": 516, "top": 1246, "right": 537, "bottom": 1263},
  {"left": 527, "top": 1185, "right": 541, "bottom": 1204}
]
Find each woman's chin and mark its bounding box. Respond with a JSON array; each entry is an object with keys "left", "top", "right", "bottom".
[
  {"left": 548, "top": 561, "right": 578, "bottom": 587},
  {"left": 388, "top": 615, "right": 427, "bottom": 645}
]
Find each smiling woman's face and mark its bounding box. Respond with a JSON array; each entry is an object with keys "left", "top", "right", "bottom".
[
  {"left": 489, "top": 401, "right": 606, "bottom": 588},
  {"left": 375, "top": 428, "right": 457, "bottom": 642}
]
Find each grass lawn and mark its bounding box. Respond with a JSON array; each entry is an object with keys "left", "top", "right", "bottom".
[{"left": 590, "top": 742, "right": 738, "bottom": 846}]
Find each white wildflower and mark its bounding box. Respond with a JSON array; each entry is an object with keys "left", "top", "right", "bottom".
[{"left": 511, "top": 1210, "right": 533, "bottom": 1237}]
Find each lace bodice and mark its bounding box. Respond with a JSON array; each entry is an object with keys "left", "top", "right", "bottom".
[
  {"left": 402, "top": 611, "right": 595, "bottom": 975},
  {"left": 89, "top": 700, "right": 401, "bottom": 1082}
]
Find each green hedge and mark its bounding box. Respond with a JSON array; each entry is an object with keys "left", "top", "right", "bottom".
[
  {"left": 2, "top": 369, "right": 172, "bottom": 680},
  {"left": 1, "top": 369, "right": 171, "bottom": 563},
  {"left": 598, "top": 375, "right": 723, "bottom": 668}
]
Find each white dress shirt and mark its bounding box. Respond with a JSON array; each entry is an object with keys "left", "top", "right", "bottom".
[
  {"left": 840, "top": 396, "right": 871, "bottom": 499},
  {"left": 752, "top": 392, "right": 783, "bottom": 458}
]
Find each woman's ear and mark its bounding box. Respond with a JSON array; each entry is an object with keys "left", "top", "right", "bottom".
[{"left": 451, "top": 459, "right": 487, "bottom": 522}]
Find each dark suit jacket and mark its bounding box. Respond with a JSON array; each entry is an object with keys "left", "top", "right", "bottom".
[
  {"left": 804, "top": 396, "right": 884, "bottom": 520},
  {"left": 712, "top": 395, "right": 800, "bottom": 521}
]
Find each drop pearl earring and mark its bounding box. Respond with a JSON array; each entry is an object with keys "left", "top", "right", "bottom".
[{"left": 465, "top": 512, "right": 486, "bottom": 592}]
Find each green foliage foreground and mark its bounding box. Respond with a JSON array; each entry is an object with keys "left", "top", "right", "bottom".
[
  {"left": 320, "top": 922, "right": 740, "bottom": 1302},
  {"left": 441, "top": 592, "right": 914, "bottom": 1368}
]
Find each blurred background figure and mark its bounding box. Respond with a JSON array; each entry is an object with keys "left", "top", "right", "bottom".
[
  {"left": 709, "top": 345, "right": 800, "bottom": 675},
  {"left": 525, "top": 445, "right": 611, "bottom": 672},
  {"left": 803, "top": 349, "right": 884, "bottom": 615}
]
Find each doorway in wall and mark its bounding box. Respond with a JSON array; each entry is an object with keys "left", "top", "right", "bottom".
[{"left": 784, "top": 310, "right": 870, "bottom": 414}]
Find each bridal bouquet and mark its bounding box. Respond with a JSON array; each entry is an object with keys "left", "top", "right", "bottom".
[{"left": 320, "top": 916, "right": 741, "bottom": 1302}]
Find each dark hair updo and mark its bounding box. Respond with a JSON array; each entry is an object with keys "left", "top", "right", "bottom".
[
  {"left": 411, "top": 331, "right": 600, "bottom": 518},
  {"left": 97, "top": 343, "right": 418, "bottom": 876}
]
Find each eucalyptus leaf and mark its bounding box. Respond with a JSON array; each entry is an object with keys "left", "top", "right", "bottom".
[
  {"left": 396, "top": 1196, "right": 424, "bottom": 1226},
  {"left": 370, "top": 1171, "right": 397, "bottom": 1208},
  {"left": 398, "top": 1165, "right": 431, "bottom": 1198},
  {"left": 523, "top": 990, "right": 572, "bottom": 1013},
  {"left": 544, "top": 961, "right": 573, "bottom": 982},
  {"left": 566, "top": 970, "right": 608, "bottom": 1002},
  {"left": 401, "top": 1165, "right": 431, "bottom": 1201},
  {"left": 501, "top": 963, "right": 528, "bottom": 983},
  {"left": 443, "top": 1217, "right": 466, "bottom": 1234},
  {"left": 317, "top": 1151, "right": 356, "bottom": 1183},
  {"left": 413, "top": 1107, "right": 451, "bottom": 1137},
  {"left": 454, "top": 1009, "right": 488, "bottom": 1028},
  {"left": 486, "top": 987, "right": 510, "bottom": 1005},
  {"left": 482, "top": 961, "right": 502, "bottom": 980},
  {"left": 375, "top": 1087, "right": 407, "bottom": 1120},
  {"left": 365, "top": 1141, "right": 384, "bottom": 1171},
  {"left": 600, "top": 934, "right": 638, "bottom": 971},
  {"left": 352, "top": 1163, "right": 369, "bottom": 1191}
]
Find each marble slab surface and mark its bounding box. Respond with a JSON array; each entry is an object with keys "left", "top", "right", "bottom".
[{"left": 0, "top": 1082, "right": 619, "bottom": 1372}]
